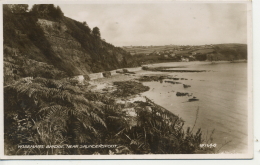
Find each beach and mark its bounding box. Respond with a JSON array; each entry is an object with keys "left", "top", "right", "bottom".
[{"left": 89, "top": 61, "right": 248, "bottom": 153}]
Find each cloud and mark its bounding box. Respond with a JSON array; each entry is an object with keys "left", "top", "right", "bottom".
[{"left": 58, "top": 3, "right": 248, "bottom": 46}]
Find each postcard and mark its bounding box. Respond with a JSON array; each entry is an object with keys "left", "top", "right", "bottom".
[{"left": 0, "top": 0, "right": 253, "bottom": 159}]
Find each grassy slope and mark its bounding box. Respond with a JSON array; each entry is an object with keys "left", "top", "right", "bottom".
[{"left": 123, "top": 45, "right": 180, "bottom": 54}]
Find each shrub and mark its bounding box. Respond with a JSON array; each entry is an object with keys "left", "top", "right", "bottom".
[
  {"left": 142, "top": 66, "right": 149, "bottom": 70},
  {"left": 122, "top": 69, "right": 129, "bottom": 73},
  {"left": 102, "top": 71, "right": 111, "bottom": 78}
]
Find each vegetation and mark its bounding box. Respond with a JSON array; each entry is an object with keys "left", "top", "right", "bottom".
[
  {"left": 132, "top": 54, "right": 179, "bottom": 65},
  {"left": 128, "top": 97, "right": 203, "bottom": 154},
  {"left": 125, "top": 44, "right": 247, "bottom": 63},
  {"left": 3, "top": 4, "right": 139, "bottom": 77},
  {"left": 138, "top": 75, "right": 167, "bottom": 82},
  {"left": 214, "top": 44, "right": 247, "bottom": 60},
  {"left": 92, "top": 27, "right": 101, "bottom": 38},
  {"left": 112, "top": 81, "right": 150, "bottom": 97},
  {"left": 4, "top": 45, "right": 67, "bottom": 86},
  {"left": 5, "top": 77, "right": 112, "bottom": 155},
  {"left": 4, "top": 77, "right": 205, "bottom": 155},
  {"left": 8, "top": 4, "right": 29, "bottom": 13},
  {"left": 30, "top": 4, "right": 64, "bottom": 21}
]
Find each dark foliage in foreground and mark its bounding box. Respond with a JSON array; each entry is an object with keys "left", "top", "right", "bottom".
[
  {"left": 118, "top": 98, "right": 203, "bottom": 154},
  {"left": 4, "top": 77, "right": 204, "bottom": 155}
]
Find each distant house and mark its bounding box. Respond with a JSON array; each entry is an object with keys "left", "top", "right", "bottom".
[
  {"left": 170, "top": 53, "right": 176, "bottom": 57},
  {"left": 192, "top": 52, "right": 197, "bottom": 55},
  {"left": 130, "top": 51, "right": 136, "bottom": 55},
  {"left": 164, "top": 55, "right": 168, "bottom": 58},
  {"left": 153, "top": 51, "right": 160, "bottom": 55},
  {"left": 181, "top": 57, "right": 189, "bottom": 62}
]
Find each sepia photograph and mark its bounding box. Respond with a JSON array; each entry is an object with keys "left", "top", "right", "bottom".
[{"left": 1, "top": 1, "right": 253, "bottom": 159}]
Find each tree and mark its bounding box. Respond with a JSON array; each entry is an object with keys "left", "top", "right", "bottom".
[
  {"left": 83, "top": 21, "right": 87, "bottom": 26},
  {"left": 56, "top": 6, "right": 64, "bottom": 19},
  {"left": 30, "top": 4, "right": 38, "bottom": 14},
  {"left": 30, "top": 4, "right": 63, "bottom": 20},
  {"left": 9, "top": 4, "right": 28, "bottom": 13},
  {"left": 92, "top": 27, "right": 101, "bottom": 38},
  {"left": 30, "top": 4, "right": 52, "bottom": 17}
]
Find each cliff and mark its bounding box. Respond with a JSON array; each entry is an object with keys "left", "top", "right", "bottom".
[{"left": 3, "top": 4, "right": 139, "bottom": 84}]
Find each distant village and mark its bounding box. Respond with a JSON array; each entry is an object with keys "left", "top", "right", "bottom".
[{"left": 122, "top": 44, "right": 216, "bottom": 62}]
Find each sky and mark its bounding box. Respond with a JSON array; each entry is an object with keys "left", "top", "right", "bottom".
[{"left": 50, "top": 3, "right": 247, "bottom": 46}]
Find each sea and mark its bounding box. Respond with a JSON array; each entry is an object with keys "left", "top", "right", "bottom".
[{"left": 141, "top": 61, "right": 248, "bottom": 153}]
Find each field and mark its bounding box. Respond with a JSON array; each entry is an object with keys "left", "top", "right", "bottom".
[
  {"left": 122, "top": 44, "right": 247, "bottom": 62},
  {"left": 192, "top": 48, "right": 215, "bottom": 54},
  {"left": 122, "top": 45, "right": 182, "bottom": 55}
]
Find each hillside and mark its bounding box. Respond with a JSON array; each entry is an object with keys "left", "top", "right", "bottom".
[
  {"left": 122, "top": 44, "right": 247, "bottom": 64},
  {"left": 3, "top": 4, "right": 139, "bottom": 85}
]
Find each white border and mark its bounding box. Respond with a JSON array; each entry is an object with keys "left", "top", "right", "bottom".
[{"left": 0, "top": 0, "right": 255, "bottom": 160}]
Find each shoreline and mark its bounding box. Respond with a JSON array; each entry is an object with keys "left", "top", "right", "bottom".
[
  {"left": 88, "top": 60, "right": 247, "bottom": 81},
  {"left": 88, "top": 60, "right": 237, "bottom": 87},
  {"left": 88, "top": 61, "right": 248, "bottom": 153}
]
